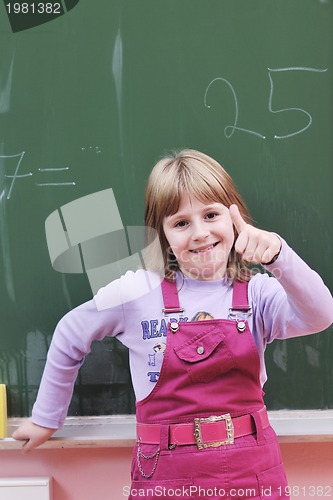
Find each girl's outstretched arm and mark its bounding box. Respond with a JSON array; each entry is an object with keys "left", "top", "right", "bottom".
[
  {"left": 12, "top": 294, "right": 126, "bottom": 451},
  {"left": 230, "top": 203, "right": 333, "bottom": 336}
]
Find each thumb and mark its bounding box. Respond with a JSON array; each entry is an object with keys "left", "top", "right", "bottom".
[
  {"left": 229, "top": 204, "right": 247, "bottom": 234},
  {"left": 12, "top": 428, "right": 28, "bottom": 440}
]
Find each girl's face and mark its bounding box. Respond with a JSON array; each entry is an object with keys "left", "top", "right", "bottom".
[{"left": 162, "top": 195, "right": 235, "bottom": 281}]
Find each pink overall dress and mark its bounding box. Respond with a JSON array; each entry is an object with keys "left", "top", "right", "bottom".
[{"left": 130, "top": 279, "right": 289, "bottom": 499}]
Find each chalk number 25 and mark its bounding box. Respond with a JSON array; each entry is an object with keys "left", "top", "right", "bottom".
[{"left": 204, "top": 67, "right": 327, "bottom": 140}]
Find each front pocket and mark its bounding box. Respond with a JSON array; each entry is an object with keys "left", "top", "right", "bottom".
[
  {"left": 174, "top": 327, "right": 235, "bottom": 383},
  {"left": 129, "top": 478, "right": 194, "bottom": 499},
  {"left": 257, "top": 462, "right": 289, "bottom": 499}
]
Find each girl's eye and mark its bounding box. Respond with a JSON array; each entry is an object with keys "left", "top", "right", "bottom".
[
  {"left": 205, "top": 212, "right": 218, "bottom": 220},
  {"left": 175, "top": 220, "right": 188, "bottom": 228}
]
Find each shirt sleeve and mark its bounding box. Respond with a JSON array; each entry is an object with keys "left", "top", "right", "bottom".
[
  {"left": 31, "top": 297, "right": 125, "bottom": 429},
  {"left": 250, "top": 237, "right": 333, "bottom": 344}
]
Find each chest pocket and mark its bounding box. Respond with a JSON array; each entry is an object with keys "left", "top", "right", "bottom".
[{"left": 174, "top": 325, "right": 236, "bottom": 383}]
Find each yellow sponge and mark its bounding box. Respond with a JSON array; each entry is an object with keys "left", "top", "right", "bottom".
[{"left": 0, "top": 385, "right": 7, "bottom": 439}]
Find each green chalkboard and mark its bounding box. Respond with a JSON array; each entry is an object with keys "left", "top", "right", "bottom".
[{"left": 0, "top": 0, "right": 332, "bottom": 417}]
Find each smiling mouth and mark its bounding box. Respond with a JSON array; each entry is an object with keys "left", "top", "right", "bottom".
[{"left": 189, "top": 242, "right": 219, "bottom": 253}]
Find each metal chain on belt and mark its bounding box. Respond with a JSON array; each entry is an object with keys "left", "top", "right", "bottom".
[{"left": 137, "top": 438, "right": 161, "bottom": 479}]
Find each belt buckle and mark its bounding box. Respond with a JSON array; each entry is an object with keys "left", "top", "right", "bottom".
[{"left": 194, "top": 414, "right": 234, "bottom": 450}]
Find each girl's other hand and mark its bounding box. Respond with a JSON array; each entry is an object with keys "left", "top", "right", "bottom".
[
  {"left": 12, "top": 418, "right": 56, "bottom": 453},
  {"left": 229, "top": 204, "right": 281, "bottom": 265}
]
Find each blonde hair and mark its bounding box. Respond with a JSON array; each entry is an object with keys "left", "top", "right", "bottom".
[{"left": 144, "top": 149, "right": 251, "bottom": 282}]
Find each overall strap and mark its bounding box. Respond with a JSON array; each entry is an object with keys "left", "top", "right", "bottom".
[
  {"left": 161, "top": 279, "right": 184, "bottom": 314},
  {"left": 231, "top": 280, "right": 251, "bottom": 311},
  {"left": 161, "top": 278, "right": 250, "bottom": 315}
]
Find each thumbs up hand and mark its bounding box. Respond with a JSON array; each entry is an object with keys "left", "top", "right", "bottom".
[{"left": 229, "top": 205, "right": 281, "bottom": 265}]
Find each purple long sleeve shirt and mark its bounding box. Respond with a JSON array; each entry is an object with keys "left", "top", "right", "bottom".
[{"left": 31, "top": 238, "right": 333, "bottom": 429}]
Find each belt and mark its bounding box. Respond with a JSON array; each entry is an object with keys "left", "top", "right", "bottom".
[{"left": 137, "top": 407, "right": 269, "bottom": 450}]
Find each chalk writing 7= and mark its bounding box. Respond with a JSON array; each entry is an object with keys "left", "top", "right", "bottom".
[{"left": 1, "top": 152, "right": 76, "bottom": 200}]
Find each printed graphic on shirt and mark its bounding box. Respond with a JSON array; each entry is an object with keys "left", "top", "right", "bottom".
[
  {"left": 191, "top": 311, "right": 215, "bottom": 321},
  {"left": 140, "top": 316, "right": 189, "bottom": 340},
  {"left": 147, "top": 342, "right": 166, "bottom": 368},
  {"left": 147, "top": 372, "right": 160, "bottom": 383},
  {"left": 153, "top": 342, "right": 166, "bottom": 354},
  {"left": 144, "top": 312, "right": 216, "bottom": 385},
  {"left": 141, "top": 318, "right": 168, "bottom": 339},
  {"left": 148, "top": 353, "right": 157, "bottom": 367},
  {"left": 146, "top": 341, "right": 166, "bottom": 381},
  {"left": 141, "top": 316, "right": 187, "bottom": 384}
]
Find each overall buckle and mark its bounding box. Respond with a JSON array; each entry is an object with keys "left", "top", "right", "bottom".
[
  {"left": 162, "top": 307, "right": 185, "bottom": 315},
  {"left": 194, "top": 414, "right": 234, "bottom": 450}
]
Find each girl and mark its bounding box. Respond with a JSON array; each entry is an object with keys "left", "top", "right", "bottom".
[{"left": 13, "top": 149, "right": 333, "bottom": 499}]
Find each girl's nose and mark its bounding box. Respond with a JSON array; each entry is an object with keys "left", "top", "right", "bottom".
[{"left": 191, "top": 221, "right": 210, "bottom": 241}]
